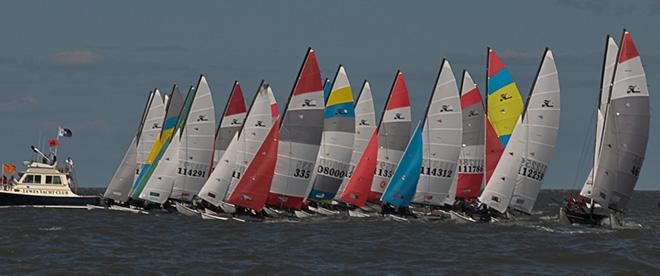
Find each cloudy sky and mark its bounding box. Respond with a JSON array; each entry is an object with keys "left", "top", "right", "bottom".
[{"left": 1, "top": 0, "right": 659, "bottom": 190}]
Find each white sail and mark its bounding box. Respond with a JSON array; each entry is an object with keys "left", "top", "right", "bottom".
[
  {"left": 136, "top": 90, "right": 165, "bottom": 178},
  {"left": 199, "top": 82, "right": 278, "bottom": 206},
  {"left": 509, "top": 49, "right": 561, "bottom": 214},
  {"left": 139, "top": 130, "right": 181, "bottom": 204},
  {"left": 305, "top": 65, "right": 355, "bottom": 202},
  {"left": 212, "top": 81, "right": 246, "bottom": 169},
  {"left": 171, "top": 75, "right": 217, "bottom": 201},
  {"left": 413, "top": 60, "right": 463, "bottom": 206},
  {"left": 591, "top": 31, "right": 649, "bottom": 210},
  {"left": 336, "top": 81, "right": 376, "bottom": 198},
  {"left": 580, "top": 36, "right": 619, "bottom": 198},
  {"left": 480, "top": 49, "right": 561, "bottom": 214}
]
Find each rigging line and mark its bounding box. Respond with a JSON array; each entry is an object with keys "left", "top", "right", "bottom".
[{"left": 570, "top": 102, "right": 598, "bottom": 194}]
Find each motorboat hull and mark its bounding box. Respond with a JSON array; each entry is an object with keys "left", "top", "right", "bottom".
[{"left": 0, "top": 191, "right": 100, "bottom": 207}]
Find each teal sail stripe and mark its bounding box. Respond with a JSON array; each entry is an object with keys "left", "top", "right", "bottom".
[
  {"left": 380, "top": 122, "right": 423, "bottom": 207},
  {"left": 323, "top": 79, "right": 332, "bottom": 105}
]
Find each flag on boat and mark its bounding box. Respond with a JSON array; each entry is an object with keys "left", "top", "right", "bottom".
[
  {"left": 48, "top": 138, "right": 60, "bottom": 148},
  {"left": 58, "top": 127, "right": 73, "bottom": 137},
  {"left": 2, "top": 163, "right": 17, "bottom": 175}
]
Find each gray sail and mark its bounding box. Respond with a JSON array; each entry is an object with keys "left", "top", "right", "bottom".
[
  {"left": 104, "top": 136, "right": 138, "bottom": 202},
  {"left": 591, "top": 31, "right": 649, "bottom": 211},
  {"left": 268, "top": 48, "right": 325, "bottom": 209},
  {"left": 369, "top": 71, "right": 412, "bottom": 202}
]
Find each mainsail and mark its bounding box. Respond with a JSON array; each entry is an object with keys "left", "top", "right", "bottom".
[
  {"left": 381, "top": 122, "right": 423, "bottom": 207},
  {"left": 211, "top": 81, "right": 247, "bottom": 170},
  {"left": 589, "top": 31, "right": 649, "bottom": 211},
  {"left": 130, "top": 86, "right": 185, "bottom": 199},
  {"left": 456, "top": 71, "right": 486, "bottom": 200},
  {"left": 580, "top": 36, "right": 619, "bottom": 198},
  {"left": 485, "top": 49, "right": 523, "bottom": 183},
  {"left": 306, "top": 65, "right": 355, "bottom": 202},
  {"left": 136, "top": 90, "right": 166, "bottom": 178},
  {"left": 199, "top": 82, "right": 279, "bottom": 207},
  {"left": 509, "top": 49, "right": 561, "bottom": 214},
  {"left": 268, "top": 48, "right": 325, "bottom": 210},
  {"left": 171, "top": 75, "right": 217, "bottom": 201},
  {"left": 105, "top": 91, "right": 156, "bottom": 202},
  {"left": 336, "top": 81, "right": 376, "bottom": 199},
  {"left": 368, "top": 71, "right": 412, "bottom": 203},
  {"left": 480, "top": 49, "right": 560, "bottom": 214},
  {"left": 339, "top": 128, "right": 378, "bottom": 207},
  {"left": 412, "top": 60, "right": 463, "bottom": 206}
]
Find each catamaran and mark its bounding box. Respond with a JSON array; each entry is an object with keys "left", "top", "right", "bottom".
[
  {"left": 455, "top": 49, "right": 561, "bottom": 222},
  {"left": 304, "top": 65, "right": 355, "bottom": 215},
  {"left": 411, "top": 59, "right": 463, "bottom": 216},
  {"left": 267, "top": 48, "right": 325, "bottom": 212},
  {"left": 211, "top": 81, "right": 247, "bottom": 171},
  {"left": 561, "top": 31, "right": 649, "bottom": 227}
]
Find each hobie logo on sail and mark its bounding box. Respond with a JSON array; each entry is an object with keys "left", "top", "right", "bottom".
[
  {"left": 541, "top": 100, "right": 554, "bottom": 108},
  {"left": 440, "top": 105, "right": 454, "bottom": 112},
  {"left": 359, "top": 119, "right": 370, "bottom": 126},
  {"left": 302, "top": 99, "right": 317, "bottom": 107},
  {"left": 240, "top": 194, "right": 253, "bottom": 201},
  {"left": 500, "top": 93, "right": 513, "bottom": 101},
  {"left": 255, "top": 120, "right": 265, "bottom": 127},
  {"left": 394, "top": 113, "right": 405, "bottom": 120},
  {"left": 152, "top": 123, "right": 161, "bottom": 129},
  {"left": 468, "top": 110, "right": 479, "bottom": 117},
  {"left": 627, "top": 85, "right": 641, "bottom": 94},
  {"left": 231, "top": 118, "right": 241, "bottom": 125},
  {"left": 197, "top": 115, "right": 209, "bottom": 122}
]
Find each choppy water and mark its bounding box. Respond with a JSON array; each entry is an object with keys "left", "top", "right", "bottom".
[{"left": 0, "top": 190, "right": 658, "bottom": 274}]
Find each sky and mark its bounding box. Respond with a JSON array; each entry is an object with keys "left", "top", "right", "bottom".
[{"left": 1, "top": 0, "right": 659, "bottom": 190}]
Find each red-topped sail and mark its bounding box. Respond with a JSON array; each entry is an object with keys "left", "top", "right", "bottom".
[
  {"left": 225, "top": 82, "right": 247, "bottom": 116},
  {"left": 487, "top": 50, "right": 507, "bottom": 78},
  {"left": 293, "top": 49, "right": 324, "bottom": 96},
  {"left": 227, "top": 119, "right": 280, "bottom": 212},
  {"left": 385, "top": 72, "right": 411, "bottom": 110},
  {"left": 340, "top": 128, "right": 379, "bottom": 207},
  {"left": 619, "top": 31, "right": 640, "bottom": 63}
]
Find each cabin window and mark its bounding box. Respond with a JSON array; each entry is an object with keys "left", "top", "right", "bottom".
[
  {"left": 45, "top": 176, "right": 62, "bottom": 184},
  {"left": 34, "top": 175, "right": 42, "bottom": 184},
  {"left": 23, "top": 175, "right": 34, "bottom": 183}
]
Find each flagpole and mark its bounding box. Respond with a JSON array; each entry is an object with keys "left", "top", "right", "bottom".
[{"left": 55, "top": 126, "right": 60, "bottom": 161}]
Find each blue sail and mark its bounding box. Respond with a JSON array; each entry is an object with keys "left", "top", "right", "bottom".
[{"left": 380, "top": 122, "right": 423, "bottom": 207}]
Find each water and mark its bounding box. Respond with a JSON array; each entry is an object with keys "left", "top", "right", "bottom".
[{"left": 0, "top": 190, "right": 658, "bottom": 274}]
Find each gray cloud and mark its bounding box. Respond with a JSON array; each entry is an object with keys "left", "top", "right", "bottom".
[
  {"left": 47, "top": 50, "right": 102, "bottom": 65},
  {"left": 0, "top": 96, "right": 38, "bottom": 112}
]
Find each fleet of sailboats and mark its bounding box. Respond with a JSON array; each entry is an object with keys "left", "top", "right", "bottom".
[{"left": 100, "top": 30, "right": 650, "bottom": 227}]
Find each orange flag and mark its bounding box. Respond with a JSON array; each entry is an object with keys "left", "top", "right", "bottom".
[{"left": 2, "top": 164, "right": 17, "bottom": 175}]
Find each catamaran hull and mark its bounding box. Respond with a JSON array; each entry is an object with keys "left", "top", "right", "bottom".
[{"left": 0, "top": 191, "right": 100, "bottom": 207}]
